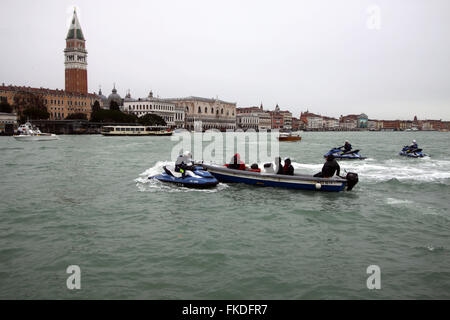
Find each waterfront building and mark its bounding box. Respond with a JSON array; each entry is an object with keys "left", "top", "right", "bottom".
[
  {"left": 258, "top": 112, "right": 272, "bottom": 131},
  {"left": 357, "top": 114, "right": 368, "bottom": 128},
  {"left": 0, "top": 85, "right": 97, "bottom": 120},
  {"left": 368, "top": 119, "right": 381, "bottom": 131},
  {"left": 123, "top": 91, "right": 176, "bottom": 127},
  {"left": 300, "top": 111, "right": 324, "bottom": 130},
  {"left": 322, "top": 117, "right": 339, "bottom": 130},
  {"left": 236, "top": 113, "right": 259, "bottom": 130},
  {"left": 0, "top": 112, "right": 17, "bottom": 134},
  {"left": 237, "top": 104, "right": 271, "bottom": 131},
  {"left": 174, "top": 105, "right": 185, "bottom": 128},
  {"left": 280, "top": 110, "right": 293, "bottom": 130},
  {"left": 291, "top": 117, "right": 300, "bottom": 131},
  {"left": 268, "top": 105, "right": 286, "bottom": 129},
  {"left": 339, "top": 115, "right": 358, "bottom": 130},
  {"left": 381, "top": 120, "right": 400, "bottom": 131},
  {"left": 168, "top": 96, "right": 236, "bottom": 131}
]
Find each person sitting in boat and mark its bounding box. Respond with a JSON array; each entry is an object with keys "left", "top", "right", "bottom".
[
  {"left": 339, "top": 141, "right": 352, "bottom": 153},
  {"left": 282, "top": 158, "right": 294, "bottom": 175},
  {"left": 314, "top": 154, "right": 340, "bottom": 178},
  {"left": 226, "top": 153, "right": 246, "bottom": 170}
]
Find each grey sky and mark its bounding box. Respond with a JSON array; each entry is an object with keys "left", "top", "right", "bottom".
[{"left": 1, "top": 0, "right": 449, "bottom": 120}]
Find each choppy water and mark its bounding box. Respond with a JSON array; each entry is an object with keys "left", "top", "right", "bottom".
[{"left": 0, "top": 131, "right": 449, "bottom": 299}]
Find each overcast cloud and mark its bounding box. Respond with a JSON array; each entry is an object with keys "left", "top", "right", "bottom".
[{"left": 1, "top": 0, "right": 449, "bottom": 120}]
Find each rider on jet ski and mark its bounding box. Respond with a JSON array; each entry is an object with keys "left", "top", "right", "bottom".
[
  {"left": 175, "top": 151, "right": 194, "bottom": 177},
  {"left": 339, "top": 141, "right": 352, "bottom": 153},
  {"left": 405, "top": 140, "right": 418, "bottom": 152}
]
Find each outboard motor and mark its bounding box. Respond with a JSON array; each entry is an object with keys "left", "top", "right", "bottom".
[{"left": 346, "top": 172, "right": 359, "bottom": 191}]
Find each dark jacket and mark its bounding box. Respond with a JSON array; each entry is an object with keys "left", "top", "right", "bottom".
[
  {"left": 283, "top": 164, "right": 294, "bottom": 175},
  {"left": 343, "top": 142, "right": 352, "bottom": 152},
  {"left": 322, "top": 159, "right": 340, "bottom": 177}
]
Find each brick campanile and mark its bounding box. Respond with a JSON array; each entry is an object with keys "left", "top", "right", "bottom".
[{"left": 64, "top": 8, "right": 88, "bottom": 94}]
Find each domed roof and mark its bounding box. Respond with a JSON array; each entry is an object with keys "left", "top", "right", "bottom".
[
  {"left": 97, "top": 88, "right": 107, "bottom": 102},
  {"left": 124, "top": 90, "right": 134, "bottom": 102},
  {"left": 107, "top": 85, "right": 122, "bottom": 106}
]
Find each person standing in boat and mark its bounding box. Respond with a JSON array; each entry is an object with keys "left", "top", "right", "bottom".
[
  {"left": 282, "top": 158, "right": 294, "bottom": 175},
  {"left": 314, "top": 154, "right": 340, "bottom": 178}
]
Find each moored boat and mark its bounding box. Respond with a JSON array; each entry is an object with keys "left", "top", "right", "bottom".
[{"left": 202, "top": 163, "right": 358, "bottom": 192}]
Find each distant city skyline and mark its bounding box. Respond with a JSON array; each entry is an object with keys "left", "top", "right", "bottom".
[{"left": 1, "top": 0, "right": 449, "bottom": 120}]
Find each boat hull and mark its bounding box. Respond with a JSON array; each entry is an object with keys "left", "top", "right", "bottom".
[
  {"left": 202, "top": 164, "right": 347, "bottom": 192},
  {"left": 278, "top": 136, "right": 302, "bottom": 142},
  {"left": 13, "top": 135, "right": 59, "bottom": 141},
  {"left": 101, "top": 132, "right": 173, "bottom": 136}
]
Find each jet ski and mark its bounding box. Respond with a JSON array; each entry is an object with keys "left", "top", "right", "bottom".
[
  {"left": 399, "top": 146, "right": 428, "bottom": 158},
  {"left": 150, "top": 165, "right": 219, "bottom": 189},
  {"left": 324, "top": 148, "right": 366, "bottom": 160}
]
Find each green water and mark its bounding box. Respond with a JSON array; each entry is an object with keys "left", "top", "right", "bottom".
[{"left": 0, "top": 132, "right": 449, "bottom": 299}]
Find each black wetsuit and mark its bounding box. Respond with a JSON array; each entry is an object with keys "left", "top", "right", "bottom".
[
  {"left": 342, "top": 143, "right": 352, "bottom": 153},
  {"left": 314, "top": 159, "right": 340, "bottom": 178}
]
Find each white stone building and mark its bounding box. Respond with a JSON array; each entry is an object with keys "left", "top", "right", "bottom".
[
  {"left": 237, "top": 113, "right": 259, "bottom": 130},
  {"left": 306, "top": 116, "right": 324, "bottom": 130},
  {"left": 323, "top": 117, "right": 339, "bottom": 130},
  {"left": 174, "top": 105, "right": 185, "bottom": 128},
  {"left": 168, "top": 96, "right": 236, "bottom": 131},
  {"left": 123, "top": 91, "right": 176, "bottom": 127}
]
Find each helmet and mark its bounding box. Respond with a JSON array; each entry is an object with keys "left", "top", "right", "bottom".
[
  {"left": 345, "top": 140, "right": 349, "bottom": 143},
  {"left": 412, "top": 140, "right": 416, "bottom": 143},
  {"left": 183, "top": 151, "right": 192, "bottom": 158}
]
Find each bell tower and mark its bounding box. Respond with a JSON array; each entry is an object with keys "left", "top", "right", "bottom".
[{"left": 64, "top": 8, "right": 88, "bottom": 94}]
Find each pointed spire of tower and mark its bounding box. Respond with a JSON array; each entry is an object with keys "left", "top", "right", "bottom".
[{"left": 66, "top": 8, "right": 85, "bottom": 40}]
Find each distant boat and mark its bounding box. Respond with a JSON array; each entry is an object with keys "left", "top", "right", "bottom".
[
  {"left": 278, "top": 132, "right": 302, "bottom": 142},
  {"left": 14, "top": 122, "right": 59, "bottom": 141},
  {"left": 100, "top": 125, "right": 172, "bottom": 136}
]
